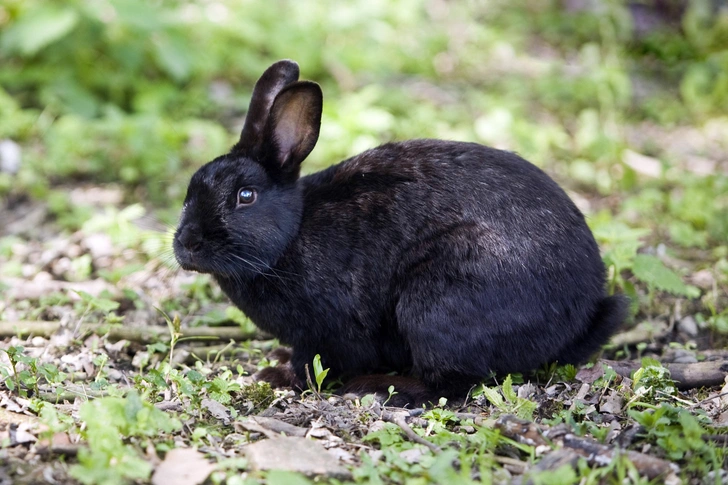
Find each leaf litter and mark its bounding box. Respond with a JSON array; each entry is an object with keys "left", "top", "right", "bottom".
[{"left": 0, "top": 215, "right": 727, "bottom": 483}]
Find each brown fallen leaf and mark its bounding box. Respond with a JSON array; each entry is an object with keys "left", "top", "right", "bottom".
[
  {"left": 250, "top": 416, "right": 307, "bottom": 437},
  {"left": 575, "top": 364, "right": 604, "bottom": 384},
  {"left": 244, "top": 436, "right": 351, "bottom": 479},
  {"left": 599, "top": 390, "right": 624, "bottom": 414},
  {"left": 9, "top": 423, "right": 37, "bottom": 446},
  {"left": 151, "top": 448, "right": 215, "bottom": 485},
  {"left": 201, "top": 398, "right": 231, "bottom": 425}
]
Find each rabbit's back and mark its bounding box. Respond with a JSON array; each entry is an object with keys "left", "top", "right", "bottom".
[{"left": 300, "top": 139, "right": 602, "bottom": 289}]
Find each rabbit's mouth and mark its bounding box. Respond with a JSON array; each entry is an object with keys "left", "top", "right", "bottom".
[
  {"left": 174, "top": 249, "right": 208, "bottom": 274},
  {"left": 173, "top": 231, "right": 211, "bottom": 274}
]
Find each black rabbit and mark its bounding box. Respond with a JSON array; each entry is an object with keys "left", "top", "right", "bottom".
[{"left": 174, "top": 60, "right": 626, "bottom": 404}]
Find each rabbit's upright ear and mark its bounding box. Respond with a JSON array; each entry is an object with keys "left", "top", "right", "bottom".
[
  {"left": 262, "top": 81, "right": 322, "bottom": 181},
  {"left": 234, "top": 60, "right": 300, "bottom": 156}
]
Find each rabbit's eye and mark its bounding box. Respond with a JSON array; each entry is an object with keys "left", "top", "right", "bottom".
[{"left": 237, "top": 187, "right": 257, "bottom": 206}]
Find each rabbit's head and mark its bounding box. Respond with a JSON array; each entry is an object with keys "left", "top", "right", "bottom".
[{"left": 173, "top": 60, "right": 322, "bottom": 278}]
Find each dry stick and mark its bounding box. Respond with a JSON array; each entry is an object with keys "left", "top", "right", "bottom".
[
  {"left": 303, "top": 363, "right": 324, "bottom": 401},
  {"left": 702, "top": 434, "right": 728, "bottom": 445},
  {"left": 382, "top": 411, "right": 441, "bottom": 453},
  {"left": 562, "top": 434, "right": 678, "bottom": 479},
  {"left": 185, "top": 341, "right": 277, "bottom": 364},
  {"left": 248, "top": 417, "right": 308, "bottom": 438},
  {"left": 36, "top": 444, "right": 81, "bottom": 457},
  {"left": 495, "top": 415, "right": 677, "bottom": 480},
  {"left": 492, "top": 455, "right": 529, "bottom": 472},
  {"left": 525, "top": 448, "right": 581, "bottom": 480},
  {"left": 610, "top": 321, "right": 670, "bottom": 347},
  {"left": 35, "top": 386, "right": 113, "bottom": 403},
  {"left": 454, "top": 412, "right": 486, "bottom": 426},
  {"left": 0, "top": 320, "right": 260, "bottom": 343},
  {"left": 689, "top": 391, "right": 728, "bottom": 409},
  {"left": 601, "top": 359, "right": 728, "bottom": 389}
]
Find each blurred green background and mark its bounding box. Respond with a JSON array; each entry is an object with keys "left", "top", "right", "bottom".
[{"left": 1, "top": 0, "right": 727, "bottom": 327}]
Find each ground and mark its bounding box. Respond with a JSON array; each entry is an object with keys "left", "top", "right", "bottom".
[{"left": 1, "top": 1, "right": 728, "bottom": 484}]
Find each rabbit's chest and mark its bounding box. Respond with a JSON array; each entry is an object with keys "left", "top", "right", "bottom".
[{"left": 217, "top": 270, "right": 392, "bottom": 343}]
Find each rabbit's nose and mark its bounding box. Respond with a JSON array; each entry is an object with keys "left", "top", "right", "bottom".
[{"left": 178, "top": 228, "right": 203, "bottom": 252}]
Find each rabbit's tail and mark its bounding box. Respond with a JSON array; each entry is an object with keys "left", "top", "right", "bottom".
[{"left": 557, "top": 295, "right": 629, "bottom": 365}]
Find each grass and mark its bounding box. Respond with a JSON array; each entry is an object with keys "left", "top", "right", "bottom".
[{"left": 1, "top": 0, "right": 727, "bottom": 483}]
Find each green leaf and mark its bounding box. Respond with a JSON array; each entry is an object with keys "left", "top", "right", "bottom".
[
  {"left": 1, "top": 7, "right": 79, "bottom": 56},
  {"left": 152, "top": 33, "right": 191, "bottom": 82},
  {"left": 591, "top": 221, "right": 650, "bottom": 244},
  {"left": 502, "top": 374, "right": 517, "bottom": 402},
  {"left": 73, "top": 290, "right": 121, "bottom": 313},
  {"left": 481, "top": 384, "right": 505, "bottom": 410},
  {"left": 225, "top": 306, "right": 258, "bottom": 334},
  {"left": 266, "top": 470, "right": 314, "bottom": 485},
  {"left": 632, "top": 254, "right": 699, "bottom": 297},
  {"left": 669, "top": 221, "right": 708, "bottom": 248},
  {"left": 71, "top": 392, "right": 180, "bottom": 484},
  {"left": 312, "top": 354, "right": 329, "bottom": 392},
  {"left": 527, "top": 464, "right": 579, "bottom": 485}
]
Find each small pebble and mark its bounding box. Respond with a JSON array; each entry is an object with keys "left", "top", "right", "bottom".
[
  {"left": 51, "top": 257, "right": 72, "bottom": 277},
  {"left": 21, "top": 264, "right": 39, "bottom": 278},
  {"left": 84, "top": 233, "right": 114, "bottom": 259},
  {"left": 678, "top": 316, "right": 699, "bottom": 338},
  {"left": 690, "top": 269, "right": 715, "bottom": 289},
  {"left": 32, "top": 271, "right": 53, "bottom": 282},
  {"left": 0, "top": 139, "right": 21, "bottom": 173},
  {"left": 672, "top": 349, "right": 698, "bottom": 364},
  {"left": 66, "top": 244, "right": 82, "bottom": 259},
  {"left": 30, "top": 337, "right": 46, "bottom": 346},
  {"left": 107, "top": 369, "right": 123, "bottom": 381}
]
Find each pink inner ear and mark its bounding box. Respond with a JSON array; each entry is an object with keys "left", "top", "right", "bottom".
[
  {"left": 275, "top": 115, "right": 300, "bottom": 165},
  {"left": 274, "top": 96, "right": 313, "bottom": 165},
  {"left": 268, "top": 84, "right": 320, "bottom": 169}
]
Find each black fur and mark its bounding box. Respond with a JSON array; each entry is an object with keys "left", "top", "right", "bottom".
[{"left": 174, "top": 60, "right": 627, "bottom": 404}]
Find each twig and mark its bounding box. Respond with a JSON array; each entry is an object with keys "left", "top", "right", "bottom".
[
  {"left": 702, "top": 434, "right": 728, "bottom": 445},
  {"left": 0, "top": 320, "right": 260, "bottom": 343},
  {"left": 492, "top": 455, "right": 528, "bottom": 472},
  {"left": 610, "top": 321, "right": 670, "bottom": 347},
  {"left": 36, "top": 444, "right": 81, "bottom": 457},
  {"left": 454, "top": 412, "right": 486, "bottom": 426},
  {"left": 35, "top": 385, "right": 117, "bottom": 403},
  {"left": 689, "top": 391, "right": 728, "bottom": 409},
  {"left": 494, "top": 414, "right": 549, "bottom": 447},
  {"left": 654, "top": 390, "right": 698, "bottom": 407},
  {"left": 562, "top": 434, "right": 678, "bottom": 479},
  {"left": 524, "top": 448, "right": 581, "bottom": 481},
  {"left": 186, "top": 340, "right": 277, "bottom": 364},
  {"left": 382, "top": 411, "right": 441, "bottom": 453},
  {"left": 249, "top": 417, "right": 308, "bottom": 437},
  {"left": 601, "top": 359, "right": 728, "bottom": 389},
  {"left": 303, "top": 363, "right": 322, "bottom": 400},
  {"left": 495, "top": 415, "right": 678, "bottom": 480}
]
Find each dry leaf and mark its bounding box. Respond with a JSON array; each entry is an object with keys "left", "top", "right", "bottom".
[
  {"left": 201, "top": 398, "right": 231, "bottom": 425},
  {"left": 244, "top": 436, "right": 351, "bottom": 479},
  {"left": 151, "top": 448, "right": 214, "bottom": 485}
]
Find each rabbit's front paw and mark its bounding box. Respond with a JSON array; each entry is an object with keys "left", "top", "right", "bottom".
[{"left": 254, "top": 361, "right": 298, "bottom": 389}]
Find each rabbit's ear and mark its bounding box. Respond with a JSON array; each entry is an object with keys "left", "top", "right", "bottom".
[
  {"left": 262, "top": 81, "right": 322, "bottom": 179},
  {"left": 234, "top": 60, "right": 300, "bottom": 155}
]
